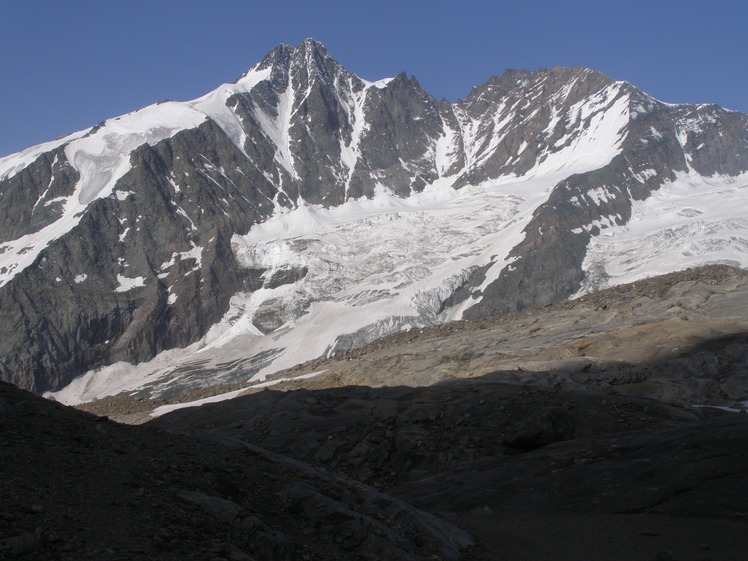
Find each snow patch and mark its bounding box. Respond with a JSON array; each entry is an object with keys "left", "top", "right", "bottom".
[
  {"left": 636, "top": 168, "right": 658, "bottom": 182},
  {"left": 115, "top": 190, "right": 135, "bottom": 201},
  {"left": 159, "top": 242, "right": 203, "bottom": 274},
  {"left": 576, "top": 171, "right": 748, "bottom": 295},
  {"left": 114, "top": 274, "right": 146, "bottom": 292},
  {"left": 586, "top": 186, "right": 614, "bottom": 205}
]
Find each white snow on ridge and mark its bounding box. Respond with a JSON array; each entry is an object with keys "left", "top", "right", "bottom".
[
  {"left": 186, "top": 66, "right": 272, "bottom": 157},
  {"left": 68, "top": 102, "right": 208, "bottom": 205},
  {"left": 576, "top": 172, "right": 748, "bottom": 295},
  {"left": 0, "top": 102, "right": 207, "bottom": 288},
  {"left": 362, "top": 77, "right": 394, "bottom": 89},
  {"left": 0, "top": 130, "right": 87, "bottom": 180},
  {"left": 0, "top": 65, "right": 275, "bottom": 288}
]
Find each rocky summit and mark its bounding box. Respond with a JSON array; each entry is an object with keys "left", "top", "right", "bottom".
[{"left": 0, "top": 39, "right": 746, "bottom": 399}]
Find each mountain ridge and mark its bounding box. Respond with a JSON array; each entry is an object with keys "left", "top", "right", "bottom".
[{"left": 1, "top": 39, "right": 747, "bottom": 397}]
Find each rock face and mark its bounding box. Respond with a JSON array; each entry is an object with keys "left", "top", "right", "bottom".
[
  {"left": 1, "top": 38, "right": 747, "bottom": 394},
  {"left": 463, "top": 89, "right": 748, "bottom": 318}
]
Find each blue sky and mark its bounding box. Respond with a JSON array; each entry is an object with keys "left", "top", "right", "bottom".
[{"left": 1, "top": 0, "right": 746, "bottom": 157}]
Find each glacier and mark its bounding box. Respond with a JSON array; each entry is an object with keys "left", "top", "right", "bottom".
[{"left": 48, "top": 170, "right": 574, "bottom": 403}]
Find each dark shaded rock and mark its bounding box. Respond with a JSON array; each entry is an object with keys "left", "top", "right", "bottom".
[
  {"left": 231, "top": 516, "right": 293, "bottom": 561},
  {"left": 0, "top": 530, "right": 41, "bottom": 556},
  {"left": 280, "top": 483, "right": 369, "bottom": 551},
  {"left": 153, "top": 371, "right": 732, "bottom": 494},
  {"left": 0, "top": 397, "right": 13, "bottom": 415},
  {"left": 176, "top": 490, "right": 243, "bottom": 522},
  {"left": 251, "top": 296, "right": 310, "bottom": 335},
  {"left": 263, "top": 266, "right": 308, "bottom": 289},
  {"left": 392, "top": 416, "right": 748, "bottom": 517},
  {"left": 0, "top": 380, "right": 471, "bottom": 561},
  {"left": 502, "top": 406, "right": 576, "bottom": 450}
]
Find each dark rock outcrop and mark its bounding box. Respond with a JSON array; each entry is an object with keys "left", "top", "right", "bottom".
[{"left": 502, "top": 406, "right": 576, "bottom": 450}]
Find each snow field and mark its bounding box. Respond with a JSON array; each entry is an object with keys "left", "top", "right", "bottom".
[{"left": 576, "top": 172, "right": 748, "bottom": 295}]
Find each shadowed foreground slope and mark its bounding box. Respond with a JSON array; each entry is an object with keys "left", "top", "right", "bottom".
[
  {"left": 153, "top": 376, "right": 748, "bottom": 560},
  {"left": 0, "top": 381, "right": 470, "bottom": 560}
]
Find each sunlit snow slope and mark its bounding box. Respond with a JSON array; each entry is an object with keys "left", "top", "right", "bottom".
[{"left": 576, "top": 172, "right": 748, "bottom": 294}]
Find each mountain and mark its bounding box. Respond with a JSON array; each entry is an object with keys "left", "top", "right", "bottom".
[{"left": 1, "top": 39, "right": 747, "bottom": 398}]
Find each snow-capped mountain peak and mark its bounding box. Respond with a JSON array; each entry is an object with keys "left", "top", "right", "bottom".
[{"left": 0, "top": 39, "right": 746, "bottom": 401}]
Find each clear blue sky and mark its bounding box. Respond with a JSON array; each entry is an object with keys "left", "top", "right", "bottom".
[{"left": 1, "top": 0, "right": 746, "bottom": 157}]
